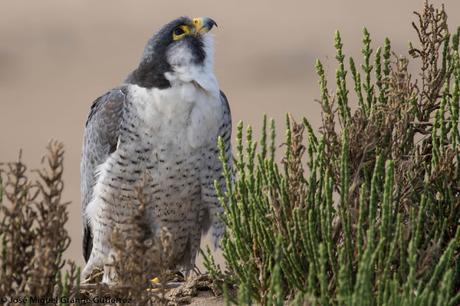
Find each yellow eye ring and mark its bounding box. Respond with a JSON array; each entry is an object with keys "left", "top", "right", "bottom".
[{"left": 172, "top": 25, "right": 191, "bottom": 41}]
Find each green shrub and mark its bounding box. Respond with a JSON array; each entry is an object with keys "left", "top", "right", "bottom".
[{"left": 204, "top": 2, "right": 460, "bottom": 305}]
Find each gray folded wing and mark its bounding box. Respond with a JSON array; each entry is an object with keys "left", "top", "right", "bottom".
[
  {"left": 201, "top": 90, "right": 232, "bottom": 247},
  {"left": 80, "top": 87, "right": 126, "bottom": 262}
]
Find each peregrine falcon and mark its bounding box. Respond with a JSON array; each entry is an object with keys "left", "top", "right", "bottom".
[{"left": 80, "top": 16, "right": 231, "bottom": 282}]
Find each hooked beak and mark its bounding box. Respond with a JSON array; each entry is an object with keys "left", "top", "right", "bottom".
[{"left": 192, "top": 17, "right": 217, "bottom": 34}]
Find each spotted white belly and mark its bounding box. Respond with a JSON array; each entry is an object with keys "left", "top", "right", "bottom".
[{"left": 85, "top": 81, "right": 223, "bottom": 269}]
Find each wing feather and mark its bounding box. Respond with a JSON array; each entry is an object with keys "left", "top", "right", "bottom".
[
  {"left": 80, "top": 87, "right": 126, "bottom": 261},
  {"left": 201, "top": 90, "right": 232, "bottom": 247}
]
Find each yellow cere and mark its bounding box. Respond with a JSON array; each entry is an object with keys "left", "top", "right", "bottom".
[
  {"left": 172, "top": 25, "right": 191, "bottom": 41},
  {"left": 192, "top": 18, "right": 203, "bottom": 30},
  {"left": 192, "top": 17, "right": 211, "bottom": 34}
]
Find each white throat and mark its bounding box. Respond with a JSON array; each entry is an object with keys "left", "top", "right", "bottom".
[{"left": 165, "top": 34, "right": 219, "bottom": 94}]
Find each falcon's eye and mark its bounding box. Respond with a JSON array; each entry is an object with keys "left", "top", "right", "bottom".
[
  {"left": 172, "top": 25, "right": 190, "bottom": 41},
  {"left": 174, "top": 27, "right": 185, "bottom": 36}
]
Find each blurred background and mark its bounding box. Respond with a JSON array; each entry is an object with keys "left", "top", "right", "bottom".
[{"left": 1, "top": 0, "right": 459, "bottom": 267}]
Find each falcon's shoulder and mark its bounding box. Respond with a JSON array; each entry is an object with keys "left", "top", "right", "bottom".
[
  {"left": 86, "top": 87, "right": 127, "bottom": 129},
  {"left": 84, "top": 87, "right": 127, "bottom": 154},
  {"left": 218, "top": 90, "right": 232, "bottom": 141},
  {"left": 219, "top": 90, "right": 230, "bottom": 117}
]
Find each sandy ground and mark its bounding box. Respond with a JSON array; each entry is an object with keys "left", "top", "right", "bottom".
[
  {"left": 189, "top": 293, "right": 223, "bottom": 306},
  {"left": 1, "top": 0, "right": 459, "bottom": 303}
]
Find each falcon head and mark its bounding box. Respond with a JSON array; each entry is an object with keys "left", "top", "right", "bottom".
[{"left": 128, "top": 16, "right": 218, "bottom": 90}]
